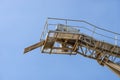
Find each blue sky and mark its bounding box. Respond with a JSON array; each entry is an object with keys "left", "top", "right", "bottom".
[{"left": 0, "top": 0, "right": 120, "bottom": 80}]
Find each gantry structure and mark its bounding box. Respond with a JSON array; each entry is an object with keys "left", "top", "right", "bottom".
[{"left": 24, "top": 18, "right": 120, "bottom": 77}]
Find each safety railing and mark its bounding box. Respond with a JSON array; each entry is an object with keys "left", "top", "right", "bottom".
[{"left": 40, "top": 17, "right": 120, "bottom": 46}]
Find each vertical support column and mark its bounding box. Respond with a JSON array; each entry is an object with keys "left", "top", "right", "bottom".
[{"left": 72, "top": 35, "right": 81, "bottom": 52}]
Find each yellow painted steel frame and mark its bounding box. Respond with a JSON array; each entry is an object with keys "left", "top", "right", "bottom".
[{"left": 24, "top": 17, "right": 120, "bottom": 77}]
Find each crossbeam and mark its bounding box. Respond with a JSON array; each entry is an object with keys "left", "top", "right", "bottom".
[{"left": 24, "top": 40, "right": 45, "bottom": 53}]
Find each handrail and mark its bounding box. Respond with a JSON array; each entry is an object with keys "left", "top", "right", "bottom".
[
  {"left": 40, "top": 17, "right": 120, "bottom": 46},
  {"left": 48, "top": 17, "right": 120, "bottom": 35},
  {"left": 47, "top": 23, "right": 120, "bottom": 42}
]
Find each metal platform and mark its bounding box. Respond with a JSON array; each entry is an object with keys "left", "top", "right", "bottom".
[{"left": 24, "top": 17, "right": 120, "bottom": 77}]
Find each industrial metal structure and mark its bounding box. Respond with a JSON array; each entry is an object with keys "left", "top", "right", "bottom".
[{"left": 24, "top": 18, "right": 120, "bottom": 77}]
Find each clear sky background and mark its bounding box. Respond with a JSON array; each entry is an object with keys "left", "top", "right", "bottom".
[{"left": 0, "top": 0, "right": 120, "bottom": 80}]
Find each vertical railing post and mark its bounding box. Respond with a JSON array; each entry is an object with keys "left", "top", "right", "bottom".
[
  {"left": 115, "top": 35, "right": 118, "bottom": 45},
  {"left": 40, "top": 18, "right": 48, "bottom": 41},
  {"left": 65, "top": 19, "right": 68, "bottom": 31},
  {"left": 91, "top": 27, "right": 96, "bottom": 37}
]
